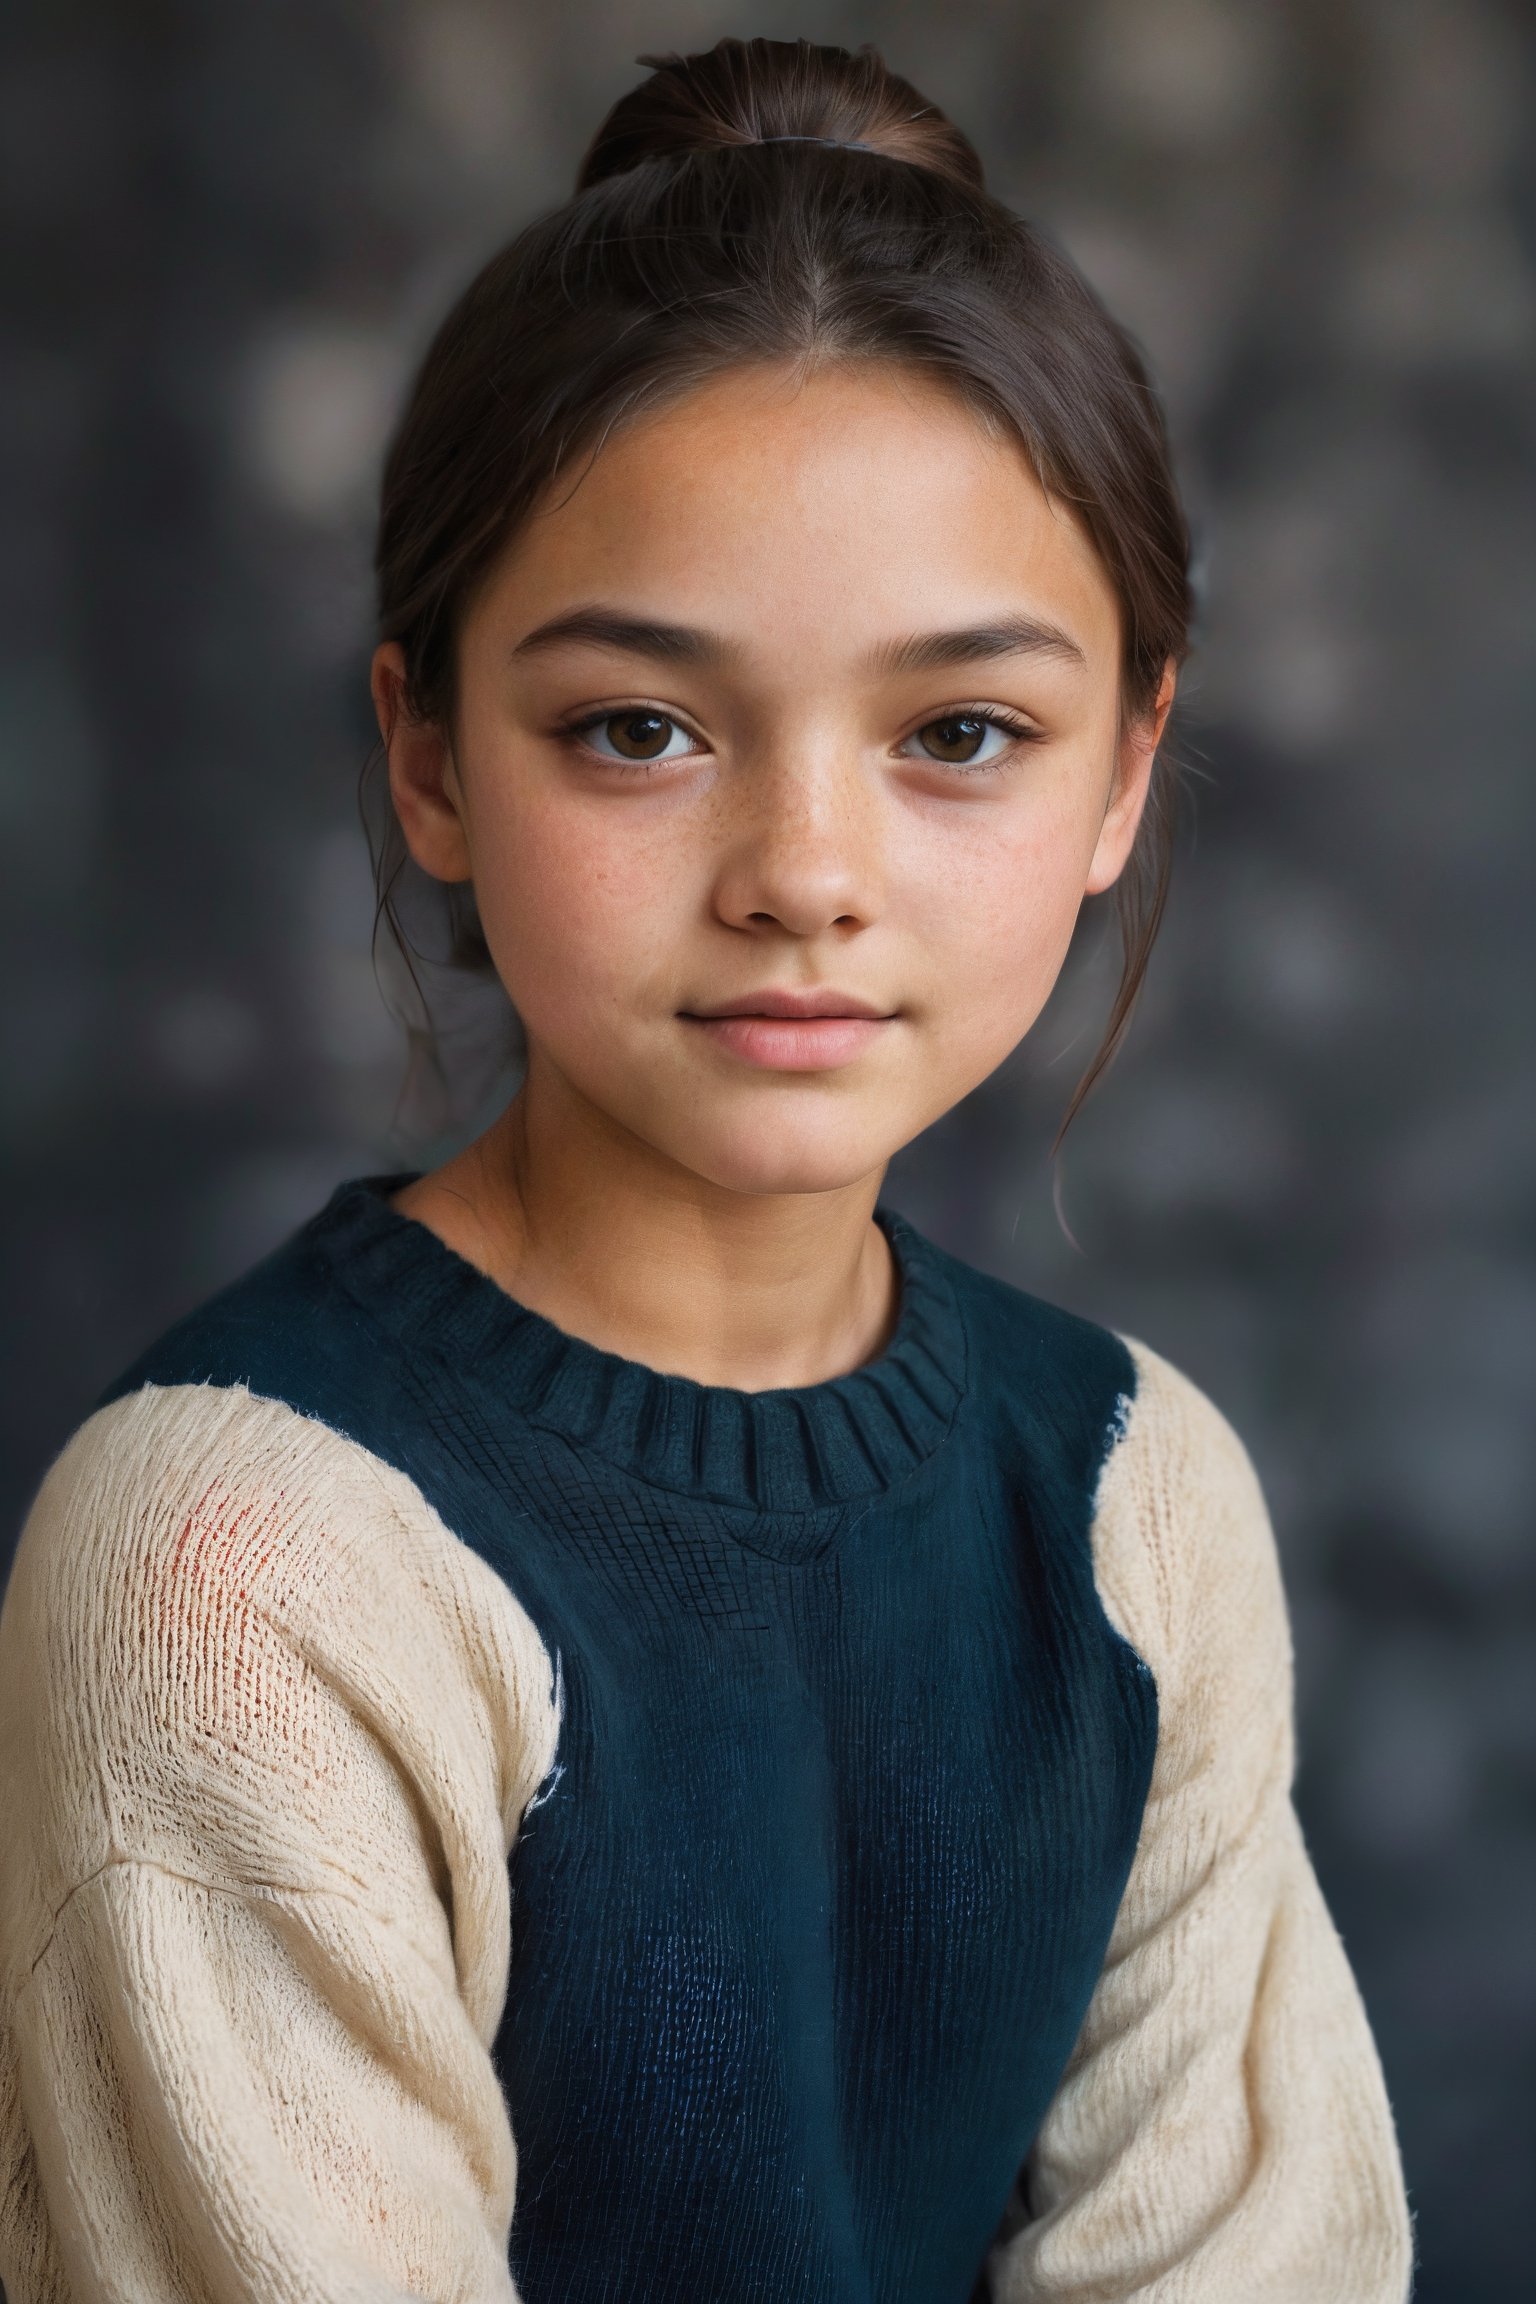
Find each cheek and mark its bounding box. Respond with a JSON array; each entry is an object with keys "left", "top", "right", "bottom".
[
  {"left": 466, "top": 783, "right": 689, "bottom": 1023},
  {"left": 898, "top": 786, "right": 1099, "bottom": 1043}
]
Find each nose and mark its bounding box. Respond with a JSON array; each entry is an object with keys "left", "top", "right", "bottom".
[{"left": 709, "top": 741, "right": 884, "bottom": 942}]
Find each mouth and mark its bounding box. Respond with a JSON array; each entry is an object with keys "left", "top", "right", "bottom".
[
  {"left": 678, "top": 987, "right": 898, "bottom": 1073},
  {"left": 685, "top": 988, "right": 894, "bottom": 1022}
]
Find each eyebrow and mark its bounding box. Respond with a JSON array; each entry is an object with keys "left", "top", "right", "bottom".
[
  {"left": 872, "top": 615, "right": 1088, "bottom": 675},
  {"left": 511, "top": 609, "right": 737, "bottom": 667},
  {"left": 509, "top": 605, "right": 1087, "bottom": 675}
]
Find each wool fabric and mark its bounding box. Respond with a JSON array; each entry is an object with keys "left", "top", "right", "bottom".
[{"left": 0, "top": 1171, "right": 1414, "bottom": 2301}]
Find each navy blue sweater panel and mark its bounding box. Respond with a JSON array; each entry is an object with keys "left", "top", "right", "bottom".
[{"left": 92, "top": 1177, "right": 1158, "bottom": 2304}]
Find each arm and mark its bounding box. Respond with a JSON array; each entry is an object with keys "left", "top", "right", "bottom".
[
  {"left": 989, "top": 1337, "right": 1414, "bottom": 2304},
  {"left": 0, "top": 1381, "right": 560, "bottom": 2304}
]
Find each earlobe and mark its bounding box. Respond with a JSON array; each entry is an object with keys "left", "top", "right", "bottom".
[{"left": 370, "top": 642, "right": 475, "bottom": 886}]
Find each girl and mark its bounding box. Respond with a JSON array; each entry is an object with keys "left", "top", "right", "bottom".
[{"left": 0, "top": 36, "right": 1413, "bottom": 2304}]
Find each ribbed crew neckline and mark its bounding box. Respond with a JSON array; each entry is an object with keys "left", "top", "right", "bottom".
[{"left": 310, "top": 1170, "right": 968, "bottom": 1515}]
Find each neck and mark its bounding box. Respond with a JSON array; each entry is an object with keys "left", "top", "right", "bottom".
[{"left": 390, "top": 1060, "right": 898, "bottom": 1392}]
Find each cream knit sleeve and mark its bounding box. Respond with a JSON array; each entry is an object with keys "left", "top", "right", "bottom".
[
  {"left": 0, "top": 1381, "right": 561, "bottom": 2304},
  {"left": 989, "top": 1336, "right": 1415, "bottom": 2304}
]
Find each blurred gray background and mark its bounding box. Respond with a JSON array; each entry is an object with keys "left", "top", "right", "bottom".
[{"left": 3, "top": 1, "right": 1532, "bottom": 2294}]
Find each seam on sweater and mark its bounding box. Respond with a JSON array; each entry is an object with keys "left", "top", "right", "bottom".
[
  {"left": 25, "top": 1847, "right": 456, "bottom": 1995},
  {"left": 231, "top": 1557, "right": 550, "bottom": 1947},
  {"left": 1086, "top": 1349, "right": 1140, "bottom": 1521},
  {"left": 1081, "top": 1351, "right": 1161, "bottom": 1688},
  {"left": 1106, "top": 1334, "right": 1195, "bottom": 1665},
  {"left": 297, "top": 1417, "right": 566, "bottom": 1826}
]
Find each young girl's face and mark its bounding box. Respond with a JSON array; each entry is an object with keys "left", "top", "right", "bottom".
[{"left": 383, "top": 361, "right": 1171, "bottom": 1200}]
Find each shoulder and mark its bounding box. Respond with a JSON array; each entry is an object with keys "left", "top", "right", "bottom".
[
  {"left": 898, "top": 1221, "right": 1138, "bottom": 1494},
  {"left": 6, "top": 1378, "right": 558, "bottom": 1749},
  {"left": 1097, "top": 1334, "right": 1276, "bottom": 1566},
  {"left": 923, "top": 1228, "right": 1136, "bottom": 1397},
  {"left": 890, "top": 1224, "right": 1276, "bottom": 1594},
  {"left": 0, "top": 1381, "right": 559, "bottom": 1976},
  {"left": 12, "top": 1378, "right": 459, "bottom": 1636}
]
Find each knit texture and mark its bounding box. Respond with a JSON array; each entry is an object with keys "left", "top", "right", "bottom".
[{"left": 0, "top": 1173, "right": 1414, "bottom": 2302}]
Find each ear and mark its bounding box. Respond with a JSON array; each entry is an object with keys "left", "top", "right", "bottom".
[
  {"left": 370, "top": 642, "right": 474, "bottom": 885},
  {"left": 1083, "top": 658, "right": 1177, "bottom": 898}
]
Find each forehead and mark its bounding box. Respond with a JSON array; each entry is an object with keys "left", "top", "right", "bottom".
[{"left": 478, "top": 359, "right": 1121, "bottom": 666}]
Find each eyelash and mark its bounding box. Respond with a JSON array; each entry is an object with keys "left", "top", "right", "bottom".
[
  {"left": 561, "top": 707, "right": 704, "bottom": 768},
  {"left": 558, "top": 704, "right": 1043, "bottom": 771},
  {"left": 897, "top": 706, "right": 1040, "bottom": 770}
]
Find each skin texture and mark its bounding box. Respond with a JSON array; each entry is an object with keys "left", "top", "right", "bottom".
[{"left": 372, "top": 360, "right": 1174, "bottom": 1388}]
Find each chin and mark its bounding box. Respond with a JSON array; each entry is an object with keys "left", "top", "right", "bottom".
[{"left": 668, "top": 1114, "right": 895, "bottom": 1201}]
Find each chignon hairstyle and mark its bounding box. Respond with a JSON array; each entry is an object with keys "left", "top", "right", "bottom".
[{"left": 365, "top": 35, "right": 1193, "bottom": 1156}]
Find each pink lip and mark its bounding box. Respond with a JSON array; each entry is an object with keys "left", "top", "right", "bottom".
[
  {"left": 680, "top": 987, "right": 897, "bottom": 1071},
  {"left": 686, "top": 988, "right": 893, "bottom": 1020}
]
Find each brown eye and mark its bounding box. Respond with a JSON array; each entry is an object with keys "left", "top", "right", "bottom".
[
  {"left": 586, "top": 710, "right": 690, "bottom": 762},
  {"left": 910, "top": 714, "right": 1013, "bottom": 766}
]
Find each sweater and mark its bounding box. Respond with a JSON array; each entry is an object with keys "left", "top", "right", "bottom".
[{"left": 0, "top": 1168, "right": 1414, "bottom": 2304}]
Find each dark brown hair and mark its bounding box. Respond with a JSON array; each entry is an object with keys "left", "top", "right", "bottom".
[{"left": 364, "top": 35, "right": 1193, "bottom": 1158}]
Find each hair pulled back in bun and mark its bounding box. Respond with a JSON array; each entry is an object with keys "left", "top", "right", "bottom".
[
  {"left": 577, "top": 36, "right": 984, "bottom": 192},
  {"left": 372, "top": 36, "right": 1193, "bottom": 1148}
]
